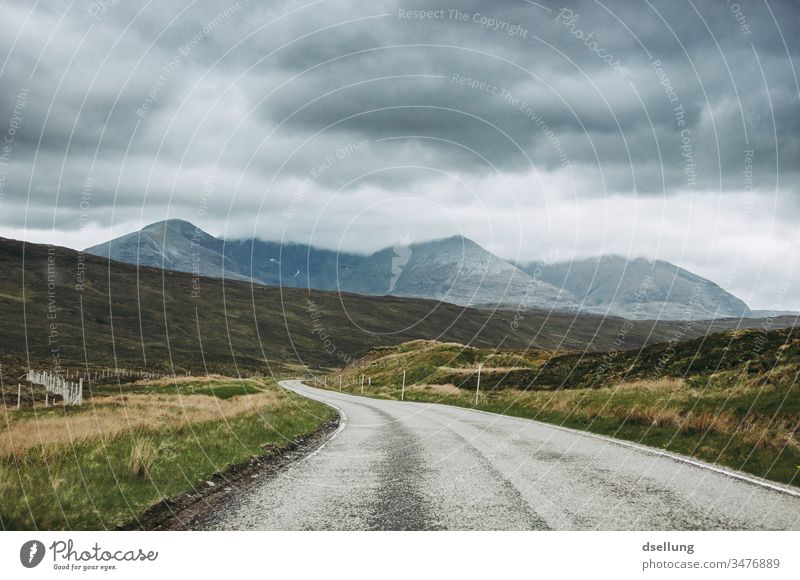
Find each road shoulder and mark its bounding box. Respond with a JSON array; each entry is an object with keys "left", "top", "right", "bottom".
[{"left": 121, "top": 416, "right": 341, "bottom": 530}]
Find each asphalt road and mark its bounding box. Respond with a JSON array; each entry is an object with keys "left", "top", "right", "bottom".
[{"left": 202, "top": 380, "right": 800, "bottom": 530}]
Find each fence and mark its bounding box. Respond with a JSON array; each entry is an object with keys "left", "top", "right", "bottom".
[
  {"left": 60, "top": 368, "right": 168, "bottom": 381},
  {"left": 26, "top": 370, "right": 83, "bottom": 405}
]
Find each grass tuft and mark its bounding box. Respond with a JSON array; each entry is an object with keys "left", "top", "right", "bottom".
[{"left": 128, "top": 438, "right": 157, "bottom": 480}]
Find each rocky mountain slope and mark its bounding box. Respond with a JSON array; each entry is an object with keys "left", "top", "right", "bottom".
[
  {"left": 522, "top": 255, "right": 751, "bottom": 320},
  {"left": 87, "top": 220, "right": 757, "bottom": 320}
]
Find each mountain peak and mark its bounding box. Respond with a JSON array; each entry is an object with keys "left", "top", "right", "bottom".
[
  {"left": 142, "top": 218, "right": 205, "bottom": 238},
  {"left": 416, "top": 233, "right": 471, "bottom": 245}
]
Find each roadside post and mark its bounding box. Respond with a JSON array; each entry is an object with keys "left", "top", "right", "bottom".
[
  {"left": 475, "top": 363, "right": 483, "bottom": 406},
  {"left": 401, "top": 369, "right": 406, "bottom": 401}
]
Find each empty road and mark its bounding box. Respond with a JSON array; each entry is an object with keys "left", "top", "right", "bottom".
[{"left": 200, "top": 380, "right": 800, "bottom": 530}]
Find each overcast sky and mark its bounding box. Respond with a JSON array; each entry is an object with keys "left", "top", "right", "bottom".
[{"left": 0, "top": 0, "right": 799, "bottom": 309}]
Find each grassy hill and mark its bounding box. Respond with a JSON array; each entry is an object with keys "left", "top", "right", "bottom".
[
  {"left": 326, "top": 328, "right": 800, "bottom": 486},
  {"left": 3, "top": 236, "right": 790, "bottom": 405}
]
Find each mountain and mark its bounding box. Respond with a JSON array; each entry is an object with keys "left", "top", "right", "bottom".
[
  {"left": 5, "top": 236, "right": 773, "bottom": 384},
  {"left": 370, "top": 235, "right": 576, "bottom": 310},
  {"left": 88, "top": 220, "right": 367, "bottom": 290},
  {"left": 87, "top": 219, "right": 250, "bottom": 282},
  {"left": 522, "top": 255, "right": 751, "bottom": 320},
  {"left": 87, "top": 221, "right": 754, "bottom": 320},
  {"left": 86, "top": 221, "right": 578, "bottom": 311}
]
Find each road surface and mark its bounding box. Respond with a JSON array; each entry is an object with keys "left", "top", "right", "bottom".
[{"left": 200, "top": 380, "right": 800, "bottom": 530}]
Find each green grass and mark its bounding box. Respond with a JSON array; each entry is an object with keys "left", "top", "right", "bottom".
[
  {"left": 95, "top": 379, "right": 267, "bottom": 400},
  {"left": 0, "top": 381, "right": 336, "bottom": 530}
]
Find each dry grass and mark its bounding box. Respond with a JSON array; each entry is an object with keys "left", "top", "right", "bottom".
[
  {"left": 0, "top": 391, "right": 281, "bottom": 460},
  {"left": 607, "top": 404, "right": 798, "bottom": 451},
  {"left": 410, "top": 383, "right": 463, "bottom": 396},
  {"left": 0, "top": 463, "right": 11, "bottom": 496},
  {"left": 687, "top": 410, "right": 736, "bottom": 433},
  {"left": 128, "top": 438, "right": 156, "bottom": 479},
  {"left": 776, "top": 425, "right": 800, "bottom": 451},
  {"left": 488, "top": 385, "right": 799, "bottom": 453},
  {"left": 613, "top": 378, "right": 686, "bottom": 392},
  {"left": 540, "top": 396, "right": 577, "bottom": 414},
  {"left": 439, "top": 366, "right": 532, "bottom": 374},
  {"left": 126, "top": 374, "right": 233, "bottom": 388}
]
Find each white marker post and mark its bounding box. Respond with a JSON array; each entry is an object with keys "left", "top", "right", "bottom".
[
  {"left": 475, "top": 363, "right": 483, "bottom": 406},
  {"left": 360, "top": 374, "right": 364, "bottom": 394},
  {"left": 339, "top": 376, "right": 342, "bottom": 391},
  {"left": 17, "top": 383, "right": 21, "bottom": 409},
  {"left": 401, "top": 369, "right": 406, "bottom": 401}
]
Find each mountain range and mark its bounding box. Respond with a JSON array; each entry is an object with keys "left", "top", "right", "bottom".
[
  {"left": 10, "top": 235, "right": 779, "bottom": 380},
  {"left": 86, "top": 219, "right": 758, "bottom": 321}
]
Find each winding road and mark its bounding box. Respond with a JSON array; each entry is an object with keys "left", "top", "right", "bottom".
[{"left": 200, "top": 380, "right": 800, "bottom": 530}]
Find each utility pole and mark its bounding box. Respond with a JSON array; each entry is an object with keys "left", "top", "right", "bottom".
[
  {"left": 475, "top": 363, "right": 483, "bottom": 406},
  {"left": 401, "top": 369, "right": 406, "bottom": 401}
]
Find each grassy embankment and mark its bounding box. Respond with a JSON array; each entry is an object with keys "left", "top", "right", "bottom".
[
  {"left": 0, "top": 376, "right": 336, "bottom": 530},
  {"left": 325, "top": 327, "right": 800, "bottom": 487}
]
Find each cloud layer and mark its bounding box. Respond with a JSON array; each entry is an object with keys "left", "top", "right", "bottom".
[{"left": 0, "top": 0, "right": 799, "bottom": 309}]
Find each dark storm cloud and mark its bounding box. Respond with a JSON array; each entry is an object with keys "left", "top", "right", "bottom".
[{"left": 237, "top": 0, "right": 800, "bottom": 194}]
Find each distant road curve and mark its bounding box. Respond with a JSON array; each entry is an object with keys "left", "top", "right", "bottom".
[{"left": 200, "top": 380, "right": 800, "bottom": 530}]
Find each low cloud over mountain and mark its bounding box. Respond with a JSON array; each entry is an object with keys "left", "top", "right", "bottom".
[{"left": 88, "top": 220, "right": 758, "bottom": 320}]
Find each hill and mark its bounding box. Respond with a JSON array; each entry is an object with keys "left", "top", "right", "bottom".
[
  {"left": 332, "top": 326, "right": 800, "bottom": 392},
  {"left": 5, "top": 236, "right": 782, "bottom": 398}
]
